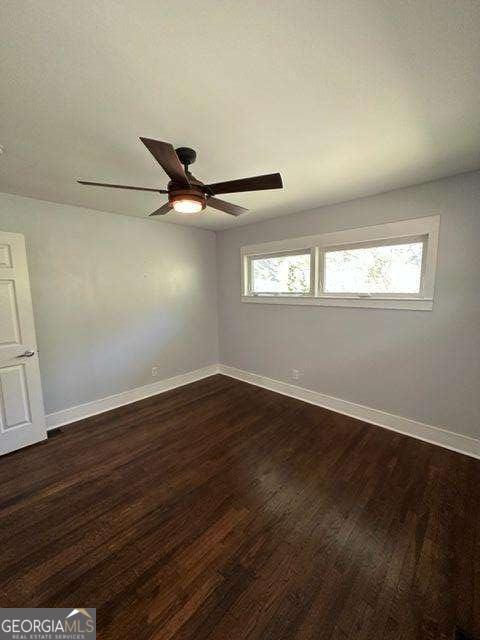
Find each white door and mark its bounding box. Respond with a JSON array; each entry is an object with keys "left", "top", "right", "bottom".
[{"left": 0, "top": 231, "right": 46, "bottom": 455}]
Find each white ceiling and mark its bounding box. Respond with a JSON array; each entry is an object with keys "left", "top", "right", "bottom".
[{"left": 1, "top": 1, "right": 479, "bottom": 231}]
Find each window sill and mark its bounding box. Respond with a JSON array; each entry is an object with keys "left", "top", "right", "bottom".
[{"left": 241, "top": 295, "right": 434, "bottom": 311}]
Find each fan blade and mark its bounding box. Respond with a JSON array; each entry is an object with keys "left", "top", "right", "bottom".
[
  {"left": 139, "top": 137, "right": 190, "bottom": 188},
  {"left": 78, "top": 180, "right": 167, "bottom": 193},
  {"left": 149, "top": 202, "right": 172, "bottom": 216},
  {"left": 207, "top": 197, "right": 248, "bottom": 216},
  {"left": 204, "top": 172, "right": 282, "bottom": 196}
]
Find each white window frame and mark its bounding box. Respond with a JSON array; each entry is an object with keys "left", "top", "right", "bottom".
[{"left": 241, "top": 215, "right": 440, "bottom": 310}]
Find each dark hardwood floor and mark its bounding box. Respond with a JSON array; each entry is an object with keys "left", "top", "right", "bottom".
[{"left": 0, "top": 374, "right": 479, "bottom": 639}]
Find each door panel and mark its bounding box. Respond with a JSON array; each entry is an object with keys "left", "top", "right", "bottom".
[
  {"left": 0, "top": 231, "right": 45, "bottom": 455},
  {"left": 0, "top": 364, "right": 32, "bottom": 429},
  {"left": 0, "top": 280, "right": 22, "bottom": 346},
  {"left": 0, "top": 244, "right": 12, "bottom": 267}
]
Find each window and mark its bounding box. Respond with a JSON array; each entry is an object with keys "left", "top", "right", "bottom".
[
  {"left": 241, "top": 216, "right": 439, "bottom": 310},
  {"left": 323, "top": 238, "right": 425, "bottom": 295},
  {"left": 248, "top": 250, "right": 312, "bottom": 296}
]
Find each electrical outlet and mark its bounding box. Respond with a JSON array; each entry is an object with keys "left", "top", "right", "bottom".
[
  {"left": 152, "top": 366, "right": 159, "bottom": 377},
  {"left": 291, "top": 369, "right": 300, "bottom": 381}
]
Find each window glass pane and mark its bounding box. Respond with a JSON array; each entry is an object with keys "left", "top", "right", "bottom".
[
  {"left": 251, "top": 253, "right": 311, "bottom": 294},
  {"left": 324, "top": 241, "right": 423, "bottom": 294}
]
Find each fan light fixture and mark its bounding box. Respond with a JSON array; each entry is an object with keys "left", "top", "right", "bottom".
[{"left": 172, "top": 197, "right": 204, "bottom": 214}]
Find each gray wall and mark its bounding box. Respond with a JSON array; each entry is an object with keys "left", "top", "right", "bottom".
[
  {"left": 217, "top": 171, "right": 480, "bottom": 439},
  {"left": 0, "top": 193, "right": 218, "bottom": 415}
]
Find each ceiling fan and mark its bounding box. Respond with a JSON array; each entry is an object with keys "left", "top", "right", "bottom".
[{"left": 77, "top": 137, "right": 283, "bottom": 217}]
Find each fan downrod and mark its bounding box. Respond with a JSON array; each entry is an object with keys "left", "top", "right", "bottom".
[{"left": 175, "top": 147, "right": 197, "bottom": 171}]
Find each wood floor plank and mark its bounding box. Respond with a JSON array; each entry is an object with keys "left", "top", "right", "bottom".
[{"left": 0, "top": 374, "right": 479, "bottom": 639}]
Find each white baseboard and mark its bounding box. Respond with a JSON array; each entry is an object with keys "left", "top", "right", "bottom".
[
  {"left": 46, "top": 364, "right": 220, "bottom": 430},
  {"left": 45, "top": 361, "right": 479, "bottom": 461},
  {"left": 219, "top": 364, "right": 480, "bottom": 460}
]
